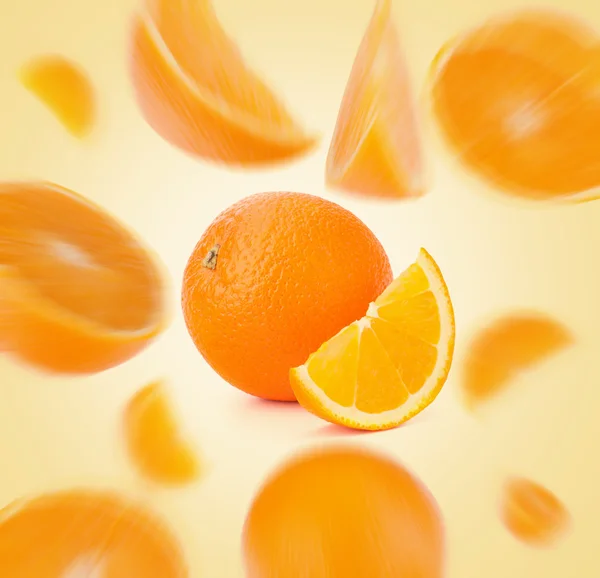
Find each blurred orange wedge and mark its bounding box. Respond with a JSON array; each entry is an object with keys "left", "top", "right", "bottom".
[
  {"left": 0, "top": 182, "right": 166, "bottom": 374},
  {"left": 125, "top": 381, "right": 200, "bottom": 485},
  {"left": 461, "top": 312, "right": 573, "bottom": 408},
  {"left": 326, "top": 0, "right": 424, "bottom": 199},
  {"left": 129, "top": 0, "right": 318, "bottom": 166},
  {"left": 290, "top": 249, "right": 454, "bottom": 431},
  {"left": 20, "top": 55, "right": 96, "bottom": 138}
]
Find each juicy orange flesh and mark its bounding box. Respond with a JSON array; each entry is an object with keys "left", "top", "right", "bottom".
[
  {"left": 432, "top": 11, "right": 600, "bottom": 198},
  {"left": 20, "top": 56, "right": 95, "bottom": 137},
  {"left": 144, "top": 0, "right": 298, "bottom": 129},
  {"left": 501, "top": 478, "right": 569, "bottom": 544},
  {"left": 306, "top": 260, "right": 441, "bottom": 414},
  {"left": 327, "top": 0, "right": 423, "bottom": 198},
  {"left": 0, "top": 491, "right": 185, "bottom": 576},
  {"left": 463, "top": 314, "right": 572, "bottom": 405},
  {"left": 0, "top": 185, "right": 161, "bottom": 331},
  {"left": 126, "top": 382, "right": 199, "bottom": 484}
]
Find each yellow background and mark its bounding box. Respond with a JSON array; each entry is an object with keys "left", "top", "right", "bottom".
[{"left": 1, "top": 0, "right": 599, "bottom": 575}]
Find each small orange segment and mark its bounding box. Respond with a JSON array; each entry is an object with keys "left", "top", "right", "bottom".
[
  {"left": 0, "top": 182, "right": 167, "bottom": 375},
  {"left": 326, "top": 0, "right": 424, "bottom": 199},
  {"left": 290, "top": 248, "right": 455, "bottom": 431},
  {"left": 129, "top": 0, "right": 317, "bottom": 166},
  {"left": 501, "top": 477, "right": 570, "bottom": 546},
  {"left": 430, "top": 9, "right": 600, "bottom": 201},
  {"left": 20, "top": 55, "right": 96, "bottom": 138},
  {"left": 0, "top": 489, "right": 187, "bottom": 576},
  {"left": 461, "top": 313, "right": 573, "bottom": 408},
  {"left": 243, "top": 445, "right": 444, "bottom": 578},
  {"left": 124, "top": 381, "right": 200, "bottom": 485}
]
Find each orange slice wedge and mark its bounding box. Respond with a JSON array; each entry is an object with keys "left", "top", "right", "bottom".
[
  {"left": 0, "top": 489, "right": 187, "bottom": 575},
  {"left": 124, "top": 381, "right": 200, "bottom": 485},
  {"left": 20, "top": 55, "right": 96, "bottom": 138},
  {"left": 325, "top": 0, "right": 424, "bottom": 199},
  {"left": 461, "top": 313, "right": 573, "bottom": 408},
  {"left": 290, "top": 248, "right": 454, "bottom": 431},
  {"left": 129, "top": 0, "right": 318, "bottom": 166},
  {"left": 0, "top": 182, "right": 167, "bottom": 374}
]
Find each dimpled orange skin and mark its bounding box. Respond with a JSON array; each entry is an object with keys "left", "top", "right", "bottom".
[
  {"left": 181, "top": 192, "right": 393, "bottom": 401},
  {"left": 243, "top": 445, "right": 444, "bottom": 578}
]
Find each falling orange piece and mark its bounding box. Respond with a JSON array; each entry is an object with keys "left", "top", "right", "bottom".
[
  {"left": 129, "top": 0, "right": 318, "bottom": 166},
  {"left": 326, "top": 0, "right": 424, "bottom": 199},
  {"left": 124, "top": 380, "right": 200, "bottom": 485},
  {"left": 461, "top": 312, "right": 573, "bottom": 408},
  {"left": 501, "top": 477, "right": 570, "bottom": 546},
  {"left": 430, "top": 9, "right": 600, "bottom": 201},
  {"left": 0, "top": 182, "right": 167, "bottom": 375},
  {"left": 0, "top": 489, "right": 188, "bottom": 576},
  {"left": 20, "top": 55, "right": 96, "bottom": 138}
]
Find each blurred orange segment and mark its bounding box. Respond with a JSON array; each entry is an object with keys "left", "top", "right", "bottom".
[
  {"left": 129, "top": 0, "right": 317, "bottom": 166},
  {"left": 501, "top": 478, "right": 570, "bottom": 546},
  {"left": 125, "top": 381, "right": 200, "bottom": 485},
  {"left": 462, "top": 313, "right": 572, "bottom": 407},
  {"left": 0, "top": 182, "right": 166, "bottom": 374},
  {"left": 20, "top": 55, "right": 96, "bottom": 138},
  {"left": 243, "top": 445, "right": 444, "bottom": 577},
  {"left": 430, "top": 9, "right": 600, "bottom": 201},
  {"left": 0, "top": 490, "right": 187, "bottom": 576},
  {"left": 326, "top": 0, "right": 424, "bottom": 199}
]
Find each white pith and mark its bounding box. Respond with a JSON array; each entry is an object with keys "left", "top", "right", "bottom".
[{"left": 293, "top": 249, "right": 454, "bottom": 427}]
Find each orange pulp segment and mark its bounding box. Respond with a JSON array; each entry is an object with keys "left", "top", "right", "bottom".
[
  {"left": 461, "top": 313, "right": 572, "bottom": 408},
  {"left": 0, "top": 182, "right": 166, "bottom": 374},
  {"left": 129, "top": 0, "right": 318, "bottom": 166},
  {"left": 290, "top": 248, "right": 455, "bottom": 431},
  {"left": 124, "top": 381, "right": 200, "bottom": 485},
  {"left": 0, "top": 489, "right": 187, "bottom": 576},
  {"left": 430, "top": 9, "right": 600, "bottom": 201},
  {"left": 501, "top": 477, "right": 570, "bottom": 546},
  {"left": 20, "top": 55, "right": 96, "bottom": 138},
  {"left": 326, "top": 0, "right": 424, "bottom": 199}
]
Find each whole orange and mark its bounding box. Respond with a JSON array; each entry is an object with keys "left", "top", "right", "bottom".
[
  {"left": 181, "top": 192, "right": 392, "bottom": 401},
  {"left": 242, "top": 445, "right": 444, "bottom": 578}
]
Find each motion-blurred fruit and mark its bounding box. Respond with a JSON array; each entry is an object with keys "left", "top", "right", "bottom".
[
  {"left": 501, "top": 477, "right": 570, "bottom": 546},
  {"left": 0, "top": 489, "right": 187, "bottom": 575},
  {"left": 290, "top": 248, "right": 454, "bottom": 430},
  {"left": 124, "top": 380, "right": 200, "bottom": 485},
  {"left": 461, "top": 312, "right": 572, "bottom": 408},
  {"left": 430, "top": 9, "right": 600, "bottom": 201},
  {"left": 243, "top": 445, "right": 444, "bottom": 578},
  {"left": 182, "top": 192, "right": 392, "bottom": 401},
  {"left": 0, "top": 182, "right": 166, "bottom": 374},
  {"left": 326, "top": 0, "right": 424, "bottom": 199},
  {"left": 20, "top": 55, "right": 96, "bottom": 138},
  {"left": 129, "top": 0, "right": 317, "bottom": 166}
]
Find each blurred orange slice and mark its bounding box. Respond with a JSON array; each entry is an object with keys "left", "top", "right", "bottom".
[
  {"left": 430, "top": 9, "right": 600, "bottom": 201},
  {"left": 124, "top": 381, "right": 200, "bottom": 485},
  {"left": 0, "top": 182, "right": 167, "bottom": 374},
  {"left": 20, "top": 55, "right": 96, "bottom": 138},
  {"left": 129, "top": 0, "right": 318, "bottom": 166},
  {"left": 290, "top": 249, "right": 454, "bottom": 431},
  {"left": 0, "top": 489, "right": 187, "bottom": 575},
  {"left": 501, "top": 477, "right": 570, "bottom": 546},
  {"left": 461, "top": 313, "right": 573, "bottom": 408},
  {"left": 326, "top": 0, "right": 424, "bottom": 199}
]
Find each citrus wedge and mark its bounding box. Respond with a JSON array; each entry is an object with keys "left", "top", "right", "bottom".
[
  {"left": 461, "top": 313, "right": 573, "bottom": 408},
  {"left": 290, "top": 248, "right": 454, "bottom": 431},
  {"left": 124, "top": 381, "right": 200, "bottom": 485},
  {"left": 326, "top": 0, "right": 424, "bottom": 199},
  {"left": 0, "top": 182, "right": 166, "bottom": 374},
  {"left": 20, "top": 55, "right": 96, "bottom": 138},
  {"left": 129, "top": 0, "right": 318, "bottom": 166}
]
